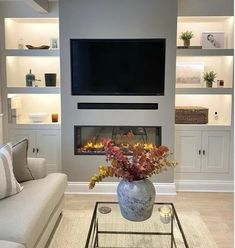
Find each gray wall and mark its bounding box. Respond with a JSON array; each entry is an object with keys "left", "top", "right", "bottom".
[
  {"left": 59, "top": 0, "right": 177, "bottom": 182},
  {"left": 178, "top": 0, "right": 234, "bottom": 16}
]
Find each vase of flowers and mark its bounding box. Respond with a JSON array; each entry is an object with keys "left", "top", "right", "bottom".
[{"left": 89, "top": 132, "right": 177, "bottom": 221}]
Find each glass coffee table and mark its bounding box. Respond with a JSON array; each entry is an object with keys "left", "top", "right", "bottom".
[{"left": 85, "top": 202, "right": 189, "bottom": 248}]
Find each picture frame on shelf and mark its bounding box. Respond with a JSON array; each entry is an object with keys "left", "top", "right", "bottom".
[
  {"left": 176, "top": 62, "right": 204, "bottom": 88},
  {"left": 201, "top": 32, "right": 225, "bottom": 49},
  {"left": 50, "top": 38, "right": 59, "bottom": 49}
]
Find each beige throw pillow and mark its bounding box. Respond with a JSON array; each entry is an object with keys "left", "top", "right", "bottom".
[
  {"left": 12, "top": 139, "right": 34, "bottom": 183},
  {"left": 0, "top": 143, "right": 23, "bottom": 200}
]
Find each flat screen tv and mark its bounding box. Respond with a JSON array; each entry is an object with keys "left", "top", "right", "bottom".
[{"left": 70, "top": 39, "right": 166, "bottom": 95}]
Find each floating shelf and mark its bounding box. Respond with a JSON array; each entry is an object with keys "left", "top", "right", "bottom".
[
  {"left": 177, "top": 49, "right": 234, "bottom": 56},
  {"left": 4, "top": 49, "right": 60, "bottom": 57},
  {"left": 175, "top": 88, "right": 233, "bottom": 95},
  {"left": 7, "top": 87, "right": 60, "bottom": 94}
]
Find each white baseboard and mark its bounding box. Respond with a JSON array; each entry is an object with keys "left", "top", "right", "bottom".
[
  {"left": 175, "top": 180, "right": 234, "bottom": 192},
  {"left": 66, "top": 182, "right": 176, "bottom": 195}
]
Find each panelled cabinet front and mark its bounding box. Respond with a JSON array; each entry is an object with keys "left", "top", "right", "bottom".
[
  {"left": 175, "top": 130, "right": 230, "bottom": 174},
  {"left": 8, "top": 128, "right": 60, "bottom": 173}
]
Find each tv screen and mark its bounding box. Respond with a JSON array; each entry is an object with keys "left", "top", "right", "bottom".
[{"left": 70, "top": 39, "right": 165, "bottom": 95}]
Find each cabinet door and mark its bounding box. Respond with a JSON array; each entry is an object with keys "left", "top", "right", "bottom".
[
  {"left": 36, "top": 130, "right": 60, "bottom": 173},
  {"left": 201, "top": 131, "right": 230, "bottom": 173},
  {"left": 8, "top": 129, "right": 36, "bottom": 157},
  {"left": 175, "top": 130, "right": 201, "bottom": 172}
]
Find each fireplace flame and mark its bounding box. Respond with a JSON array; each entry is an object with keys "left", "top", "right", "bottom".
[{"left": 80, "top": 141, "right": 154, "bottom": 153}]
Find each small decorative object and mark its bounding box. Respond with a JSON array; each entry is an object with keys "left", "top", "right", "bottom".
[
  {"left": 26, "top": 69, "right": 35, "bottom": 87},
  {"left": 214, "top": 112, "right": 219, "bottom": 123},
  {"left": 98, "top": 206, "right": 112, "bottom": 214},
  {"left": 176, "top": 62, "right": 204, "bottom": 87},
  {"left": 18, "top": 38, "right": 24, "bottom": 49},
  {"left": 28, "top": 112, "right": 48, "bottom": 123},
  {"left": 179, "top": 30, "right": 194, "bottom": 47},
  {"left": 175, "top": 106, "right": 209, "bottom": 124},
  {"left": 50, "top": 38, "right": 59, "bottom": 49},
  {"left": 89, "top": 133, "right": 177, "bottom": 222},
  {"left": 45, "top": 73, "right": 56, "bottom": 86},
  {"left": 217, "top": 80, "right": 224, "bottom": 88},
  {"left": 26, "top": 45, "right": 50, "bottom": 49},
  {"left": 203, "top": 71, "right": 217, "bottom": 88},
  {"left": 202, "top": 32, "right": 225, "bottom": 49},
  {"left": 159, "top": 205, "right": 172, "bottom": 224},
  {"left": 51, "top": 113, "right": 58, "bottom": 123}
]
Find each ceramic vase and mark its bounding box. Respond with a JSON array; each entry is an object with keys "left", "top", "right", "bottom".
[
  {"left": 117, "top": 178, "right": 156, "bottom": 222},
  {"left": 183, "top": 39, "right": 190, "bottom": 47}
]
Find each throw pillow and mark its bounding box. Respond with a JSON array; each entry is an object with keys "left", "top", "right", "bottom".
[
  {"left": 0, "top": 143, "right": 23, "bottom": 200},
  {"left": 12, "top": 138, "right": 34, "bottom": 182}
]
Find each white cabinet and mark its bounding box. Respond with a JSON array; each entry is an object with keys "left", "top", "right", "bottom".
[
  {"left": 175, "top": 130, "right": 230, "bottom": 174},
  {"left": 8, "top": 128, "right": 61, "bottom": 173},
  {"left": 201, "top": 131, "right": 230, "bottom": 173}
]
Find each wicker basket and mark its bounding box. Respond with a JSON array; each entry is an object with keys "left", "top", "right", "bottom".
[{"left": 175, "top": 106, "right": 208, "bottom": 124}]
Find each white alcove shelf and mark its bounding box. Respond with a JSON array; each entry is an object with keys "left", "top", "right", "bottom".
[
  {"left": 176, "top": 56, "right": 233, "bottom": 88},
  {"left": 5, "top": 18, "right": 59, "bottom": 50},
  {"left": 177, "top": 16, "right": 234, "bottom": 48},
  {"left": 6, "top": 56, "right": 60, "bottom": 87},
  {"left": 8, "top": 94, "right": 61, "bottom": 124},
  {"left": 175, "top": 94, "right": 232, "bottom": 126}
]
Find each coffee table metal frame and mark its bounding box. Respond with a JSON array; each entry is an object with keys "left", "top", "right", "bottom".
[{"left": 85, "top": 202, "right": 189, "bottom": 248}]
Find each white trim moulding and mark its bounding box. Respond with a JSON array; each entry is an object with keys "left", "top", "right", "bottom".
[{"left": 66, "top": 182, "right": 177, "bottom": 195}]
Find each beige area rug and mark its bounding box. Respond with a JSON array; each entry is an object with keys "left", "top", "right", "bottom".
[{"left": 48, "top": 209, "right": 218, "bottom": 248}]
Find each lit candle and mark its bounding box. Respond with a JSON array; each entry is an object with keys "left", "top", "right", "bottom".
[
  {"left": 51, "top": 113, "right": 58, "bottom": 122},
  {"left": 159, "top": 205, "right": 172, "bottom": 224}
]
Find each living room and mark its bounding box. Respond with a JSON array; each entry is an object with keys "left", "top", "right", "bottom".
[{"left": 0, "top": 0, "right": 233, "bottom": 247}]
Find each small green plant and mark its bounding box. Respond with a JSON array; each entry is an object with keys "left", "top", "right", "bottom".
[
  {"left": 203, "top": 71, "right": 217, "bottom": 87},
  {"left": 179, "top": 30, "right": 194, "bottom": 41}
]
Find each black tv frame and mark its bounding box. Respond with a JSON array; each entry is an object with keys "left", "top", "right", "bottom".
[{"left": 70, "top": 38, "right": 166, "bottom": 96}]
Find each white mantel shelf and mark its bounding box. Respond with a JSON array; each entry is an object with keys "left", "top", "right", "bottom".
[
  {"left": 177, "top": 48, "right": 234, "bottom": 56},
  {"left": 175, "top": 88, "right": 233, "bottom": 95},
  {"left": 7, "top": 87, "right": 60, "bottom": 94},
  {"left": 4, "top": 49, "right": 60, "bottom": 57}
]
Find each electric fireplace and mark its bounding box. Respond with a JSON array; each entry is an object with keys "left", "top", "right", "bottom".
[{"left": 74, "top": 126, "right": 161, "bottom": 155}]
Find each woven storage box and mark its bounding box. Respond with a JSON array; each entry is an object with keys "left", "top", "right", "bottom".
[{"left": 175, "top": 106, "right": 208, "bottom": 124}]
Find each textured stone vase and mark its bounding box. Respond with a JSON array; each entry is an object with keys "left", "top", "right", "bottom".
[{"left": 117, "top": 178, "right": 156, "bottom": 222}]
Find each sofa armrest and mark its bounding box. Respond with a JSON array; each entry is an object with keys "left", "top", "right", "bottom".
[
  {"left": 0, "top": 241, "right": 25, "bottom": 248},
  {"left": 27, "top": 157, "right": 47, "bottom": 179}
]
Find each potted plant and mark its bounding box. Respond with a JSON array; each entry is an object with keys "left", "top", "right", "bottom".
[
  {"left": 203, "top": 71, "right": 217, "bottom": 88},
  {"left": 179, "top": 30, "right": 194, "bottom": 47},
  {"left": 89, "top": 133, "right": 177, "bottom": 222}
]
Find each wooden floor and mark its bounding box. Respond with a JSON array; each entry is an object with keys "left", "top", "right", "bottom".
[{"left": 64, "top": 192, "right": 234, "bottom": 248}]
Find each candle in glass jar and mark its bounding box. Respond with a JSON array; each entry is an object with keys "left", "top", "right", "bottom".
[
  {"left": 159, "top": 205, "right": 172, "bottom": 224},
  {"left": 51, "top": 113, "right": 58, "bottom": 122}
]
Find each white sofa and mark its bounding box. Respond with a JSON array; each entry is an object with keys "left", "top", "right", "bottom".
[{"left": 0, "top": 158, "right": 67, "bottom": 248}]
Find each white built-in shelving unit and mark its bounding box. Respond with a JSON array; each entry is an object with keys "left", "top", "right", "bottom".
[
  {"left": 175, "top": 15, "right": 234, "bottom": 182},
  {"left": 3, "top": 17, "right": 61, "bottom": 124},
  {"left": 1, "top": 17, "right": 61, "bottom": 172}
]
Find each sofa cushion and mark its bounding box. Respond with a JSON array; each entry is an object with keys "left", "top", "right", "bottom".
[
  {"left": 12, "top": 139, "right": 34, "bottom": 182},
  {"left": 0, "top": 240, "right": 25, "bottom": 248},
  {"left": 0, "top": 143, "right": 23, "bottom": 200},
  {"left": 0, "top": 173, "right": 67, "bottom": 248}
]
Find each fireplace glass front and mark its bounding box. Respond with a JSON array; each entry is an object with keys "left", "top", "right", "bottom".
[{"left": 74, "top": 126, "right": 161, "bottom": 155}]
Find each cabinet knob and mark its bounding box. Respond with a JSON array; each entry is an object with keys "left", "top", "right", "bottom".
[
  {"left": 198, "top": 150, "right": 201, "bottom": 155},
  {"left": 33, "top": 148, "right": 35, "bottom": 153},
  {"left": 203, "top": 150, "right": 205, "bottom": 155},
  {"left": 36, "top": 148, "right": 39, "bottom": 153}
]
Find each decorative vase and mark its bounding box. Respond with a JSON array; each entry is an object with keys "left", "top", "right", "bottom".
[
  {"left": 206, "top": 81, "right": 213, "bottom": 87},
  {"left": 117, "top": 178, "right": 156, "bottom": 222},
  {"left": 183, "top": 39, "right": 190, "bottom": 47}
]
